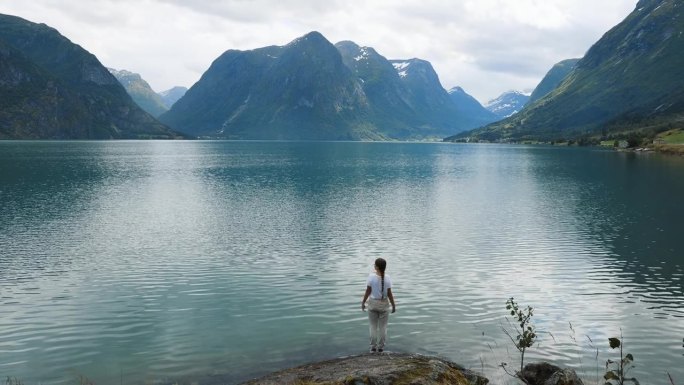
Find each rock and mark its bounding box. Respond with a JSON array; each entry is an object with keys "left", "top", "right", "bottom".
[
  {"left": 241, "top": 352, "right": 489, "bottom": 385},
  {"left": 521, "top": 362, "right": 584, "bottom": 385},
  {"left": 521, "top": 362, "right": 560, "bottom": 385},
  {"left": 544, "top": 369, "right": 584, "bottom": 385}
]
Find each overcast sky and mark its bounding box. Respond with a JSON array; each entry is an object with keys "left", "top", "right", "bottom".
[{"left": 1, "top": 0, "right": 637, "bottom": 104}]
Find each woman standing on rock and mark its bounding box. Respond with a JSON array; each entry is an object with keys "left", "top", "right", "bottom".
[{"left": 361, "top": 258, "right": 396, "bottom": 353}]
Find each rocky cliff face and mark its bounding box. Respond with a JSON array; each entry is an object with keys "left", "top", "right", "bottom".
[{"left": 0, "top": 14, "right": 179, "bottom": 139}]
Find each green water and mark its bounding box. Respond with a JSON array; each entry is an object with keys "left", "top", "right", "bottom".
[{"left": 0, "top": 141, "right": 682, "bottom": 384}]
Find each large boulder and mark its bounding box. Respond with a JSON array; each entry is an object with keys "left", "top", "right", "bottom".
[
  {"left": 241, "top": 352, "right": 489, "bottom": 385},
  {"left": 521, "top": 362, "right": 584, "bottom": 385}
]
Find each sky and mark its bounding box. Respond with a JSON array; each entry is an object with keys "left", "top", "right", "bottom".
[{"left": 0, "top": 0, "right": 637, "bottom": 104}]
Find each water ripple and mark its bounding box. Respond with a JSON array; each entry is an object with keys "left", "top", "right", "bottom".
[{"left": 1, "top": 142, "right": 683, "bottom": 384}]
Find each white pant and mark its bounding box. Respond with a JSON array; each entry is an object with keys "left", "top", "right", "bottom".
[{"left": 367, "top": 298, "right": 391, "bottom": 349}]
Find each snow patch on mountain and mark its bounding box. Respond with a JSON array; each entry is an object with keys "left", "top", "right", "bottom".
[
  {"left": 392, "top": 61, "right": 411, "bottom": 78},
  {"left": 485, "top": 90, "right": 530, "bottom": 118},
  {"left": 354, "top": 47, "right": 370, "bottom": 61}
]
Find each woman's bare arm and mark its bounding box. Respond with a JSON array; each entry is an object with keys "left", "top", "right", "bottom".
[
  {"left": 387, "top": 288, "right": 396, "bottom": 313},
  {"left": 361, "top": 286, "right": 372, "bottom": 311}
]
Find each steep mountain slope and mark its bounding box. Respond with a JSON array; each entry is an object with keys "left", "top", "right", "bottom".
[
  {"left": 485, "top": 91, "right": 530, "bottom": 118},
  {"left": 336, "top": 41, "right": 476, "bottom": 137},
  {"left": 0, "top": 14, "right": 178, "bottom": 139},
  {"left": 109, "top": 68, "right": 168, "bottom": 117},
  {"left": 339, "top": 41, "right": 494, "bottom": 137},
  {"left": 160, "top": 32, "right": 380, "bottom": 140},
  {"left": 457, "top": 0, "right": 684, "bottom": 142},
  {"left": 335, "top": 41, "right": 416, "bottom": 137},
  {"left": 162, "top": 33, "right": 477, "bottom": 140},
  {"left": 389, "top": 58, "right": 478, "bottom": 135},
  {"left": 159, "top": 86, "right": 187, "bottom": 109},
  {"left": 447, "top": 86, "right": 499, "bottom": 128},
  {"left": 528, "top": 58, "right": 580, "bottom": 104}
]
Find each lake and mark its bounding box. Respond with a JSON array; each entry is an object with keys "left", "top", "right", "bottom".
[{"left": 0, "top": 141, "right": 682, "bottom": 385}]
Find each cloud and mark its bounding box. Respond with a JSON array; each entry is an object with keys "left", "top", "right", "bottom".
[
  {"left": 0, "top": 0, "right": 637, "bottom": 103},
  {"left": 157, "top": 0, "right": 347, "bottom": 23}
]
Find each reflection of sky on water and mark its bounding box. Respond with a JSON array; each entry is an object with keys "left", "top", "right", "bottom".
[{"left": 0, "top": 141, "right": 682, "bottom": 385}]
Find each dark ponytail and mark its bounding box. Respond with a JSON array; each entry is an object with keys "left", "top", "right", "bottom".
[{"left": 375, "top": 258, "right": 387, "bottom": 299}]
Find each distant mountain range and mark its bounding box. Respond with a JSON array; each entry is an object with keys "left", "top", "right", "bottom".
[
  {"left": 108, "top": 69, "right": 188, "bottom": 117},
  {"left": 160, "top": 32, "right": 380, "bottom": 140},
  {"left": 159, "top": 86, "right": 187, "bottom": 109},
  {"left": 160, "top": 32, "right": 490, "bottom": 140},
  {"left": 448, "top": 87, "right": 499, "bottom": 127},
  {"left": 3, "top": 13, "right": 498, "bottom": 141},
  {"left": 0, "top": 14, "right": 180, "bottom": 139},
  {"left": 5, "top": 0, "right": 682, "bottom": 143},
  {"left": 450, "top": 0, "right": 684, "bottom": 142},
  {"left": 485, "top": 90, "right": 530, "bottom": 118},
  {"left": 108, "top": 68, "right": 168, "bottom": 117}
]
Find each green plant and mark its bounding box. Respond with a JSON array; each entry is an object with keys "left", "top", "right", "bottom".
[
  {"left": 568, "top": 322, "right": 584, "bottom": 372},
  {"left": 76, "top": 374, "right": 94, "bottom": 385},
  {"left": 501, "top": 297, "right": 537, "bottom": 381},
  {"left": 586, "top": 334, "right": 601, "bottom": 385},
  {"left": 604, "top": 332, "right": 639, "bottom": 385}
]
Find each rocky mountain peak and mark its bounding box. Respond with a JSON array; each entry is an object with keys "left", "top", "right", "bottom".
[
  {"left": 108, "top": 67, "right": 168, "bottom": 117},
  {"left": 448, "top": 86, "right": 466, "bottom": 94},
  {"left": 485, "top": 90, "right": 530, "bottom": 118},
  {"left": 287, "top": 31, "right": 328, "bottom": 49},
  {"left": 159, "top": 86, "right": 188, "bottom": 109}
]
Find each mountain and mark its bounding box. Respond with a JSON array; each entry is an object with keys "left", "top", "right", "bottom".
[
  {"left": 0, "top": 14, "right": 179, "bottom": 139},
  {"left": 454, "top": 0, "right": 684, "bottom": 142},
  {"left": 485, "top": 90, "right": 530, "bottom": 118},
  {"left": 159, "top": 86, "right": 187, "bottom": 109},
  {"left": 108, "top": 68, "right": 168, "bottom": 117},
  {"left": 528, "top": 58, "right": 580, "bottom": 104},
  {"left": 160, "top": 32, "right": 380, "bottom": 140},
  {"left": 447, "top": 86, "right": 499, "bottom": 128},
  {"left": 388, "top": 58, "right": 480, "bottom": 135},
  {"left": 161, "top": 33, "right": 475, "bottom": 140},
  {"left": 334, "top": 41, "right": 416, "bottom": 137},
  {"left": 336, "top": 40, "right": 475, "bottom": 138}
]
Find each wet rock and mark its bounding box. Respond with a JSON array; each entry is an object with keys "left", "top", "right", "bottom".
[
  {"left": 521, "top": 362, "right": 584, "bottom": 385},
  {"left": 545, "top": 368, "right": 584, "bottom": 385},
  {"left": 241, "top": 352, "right": 489, "bottom": 385}
]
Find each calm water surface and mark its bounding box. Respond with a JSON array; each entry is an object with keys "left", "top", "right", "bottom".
[{"left": 0, "top": 141, "right": 682, "bottom": 384}]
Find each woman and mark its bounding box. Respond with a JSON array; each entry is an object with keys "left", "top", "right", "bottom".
[{"left": 361, "top": 258, "right": 396, "bottom": 353}]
